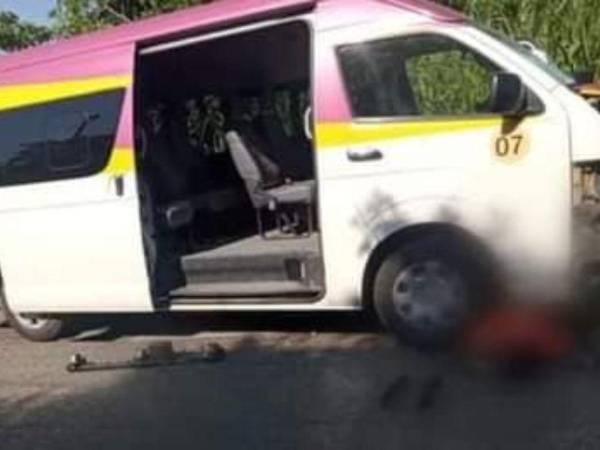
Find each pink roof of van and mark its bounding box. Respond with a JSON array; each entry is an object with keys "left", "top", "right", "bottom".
[
  {"left": 378, "top": 0, "right": 464, "bottom": 22},
  {"left": 0, "top": 0, "right": 316, "bottom": 75},
  {"left": 0, "top": 0, "right": 463, "bottom": 76}
]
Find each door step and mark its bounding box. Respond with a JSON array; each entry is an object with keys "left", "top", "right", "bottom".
[
  {"left": 170, "top": 280, "right": 322, "bottom": 299},
  {"left": 182, "top": 254, "right": 299, "bottom": 283},
  {"left": 176, "top": 233, "right": 325, "bottom": 302},
  {"left": 182, "top": 252, "right": 324, "bottom": 285}
]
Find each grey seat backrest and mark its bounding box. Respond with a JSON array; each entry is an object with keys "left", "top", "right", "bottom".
[
  {"left": 226, "top": 131, "right": 262, "bottom": 195},
  {"left": 226, "top": 129, "right": 284, "bottom": 203}
]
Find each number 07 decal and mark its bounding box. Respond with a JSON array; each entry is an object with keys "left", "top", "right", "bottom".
[{"left": 492, "top": 132, "right": 530, "bottom": 164}]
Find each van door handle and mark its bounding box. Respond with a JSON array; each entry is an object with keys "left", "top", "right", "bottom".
[
  {"left": 112, "top": 175, "right": 125, "bottom": 197},
  {"left": 346, "top": 148, "right": 383, "bottom": 162}
]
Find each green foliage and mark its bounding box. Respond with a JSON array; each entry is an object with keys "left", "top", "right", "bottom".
[
  {"left": 0, "top": 11, "right": 52, "bottom": 51},
  {"left": 406, "top": 49, "right": 493, "bottom": 115},
  {"left": 438, "top": 0, "right": 600, "bottom": 78}
]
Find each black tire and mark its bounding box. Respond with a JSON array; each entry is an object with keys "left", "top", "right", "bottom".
[
  {"left": 0, "top": 289, "right": 66, "bottom": 342},
  {"left": 373, "top": 231, "right": 490, "bottom": 348}
]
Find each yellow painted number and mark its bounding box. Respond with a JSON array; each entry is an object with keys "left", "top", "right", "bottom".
[{"left": 493, "top": 133, "right": 529, "bottom": 163}]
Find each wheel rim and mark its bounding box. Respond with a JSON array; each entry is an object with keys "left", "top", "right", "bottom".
[
  {"left": 392, "top": 261, "right": 468, "bottom": 334},
  {"left": 14, "top": 314, "right": 50, "bottom": 331}
]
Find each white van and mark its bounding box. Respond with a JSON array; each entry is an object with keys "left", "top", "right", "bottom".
[{"left": 1, "top": 0, "right": 599, "bottom": 344}]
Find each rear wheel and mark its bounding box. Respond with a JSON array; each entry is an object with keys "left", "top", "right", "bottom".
[
  {"left": 373, "top": 232, "right": 489, "bottom": 348},
  {"left": 0, "top": 289, "right": 66, "bottom": 342}
]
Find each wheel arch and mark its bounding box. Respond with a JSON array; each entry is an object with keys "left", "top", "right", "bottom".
[{"left": 361, "top": 222, "right": 501, "bottom": 312}]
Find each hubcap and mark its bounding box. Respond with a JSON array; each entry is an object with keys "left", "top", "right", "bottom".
[{"left": 392, "top": 261, "right": 467, "bottom": 334}]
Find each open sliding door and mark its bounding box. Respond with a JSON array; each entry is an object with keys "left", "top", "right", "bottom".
[{"left": 0, "top": 44, "right": 154, "bottom": 314}]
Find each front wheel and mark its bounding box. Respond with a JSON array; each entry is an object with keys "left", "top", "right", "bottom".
[
  {"left": 0, "top": 290, "right": 66, "bottom": 342},
  {"left": 373, "top": 233, "right": 489, "bottom": 348}
]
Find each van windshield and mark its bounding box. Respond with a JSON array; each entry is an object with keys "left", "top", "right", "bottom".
[{"left": 477, "top": 25, "right": 575, "bottom": 86}]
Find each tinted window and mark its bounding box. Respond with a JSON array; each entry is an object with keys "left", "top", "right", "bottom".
[
  {"left": 338, "top": 34, "right": 500, "bottom": 118},
  {"left": 0, "top": 89, "right": 125, "bottom": 187},
  {"left": 46, "top": 112, "right": 92, "bottom": 172}
]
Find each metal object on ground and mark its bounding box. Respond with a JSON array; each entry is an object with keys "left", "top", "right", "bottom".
[
  {"left": 67, "top": 341, "right": 226, "bottom": 373},
  {"left": 380, "top": 374, "right": 410, "bottom": 411}
]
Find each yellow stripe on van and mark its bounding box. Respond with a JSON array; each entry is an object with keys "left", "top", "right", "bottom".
[
  {"left": 315, "top": 118, "right": 502, "bottom": 149},
  {"left": 0, "top": 75, "right": 132, "bottom": 111},
  {"left": 104, "top": 147, "right": 135, "bottom": 175}
]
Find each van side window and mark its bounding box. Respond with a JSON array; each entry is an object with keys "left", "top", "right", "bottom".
[
  {"left": 0, "top": 89, "right": 125, "bottom": 187},
  {"left": 337, "top": 34, "right": 500, "bottom": 118},
  {"left": 46, "top": 112, "right": 92, "bottom": 172}
]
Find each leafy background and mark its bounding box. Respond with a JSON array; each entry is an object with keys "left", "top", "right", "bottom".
[
  {"left": 440, "top": 0, "right": 600, "bottom": 79},
  {"left": 0, "top": 0, "right": 599, "bottom": 79}
]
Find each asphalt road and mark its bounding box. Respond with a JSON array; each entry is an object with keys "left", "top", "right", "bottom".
[{"left": 1, "top": 313, "right": 600, "bottom": 450}]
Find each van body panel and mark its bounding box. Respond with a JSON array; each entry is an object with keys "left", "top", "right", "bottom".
[
  {"left": 0, "top": 44, "right": 134, "bottom": 87},
  {"left": 0, "top": 179, "right": 153, "bottom": 313},
  {"left": 0, "top": 0, "right": 599, "bottom": 316},
  {"left": 0, "top": 43, "right": 153, "bottom": 313},
  {"left": 0, "top": 0, "right": 317, "bottom": 79},
  {"left": 312, "top": 21, "right": 573, "bottom": 307}
]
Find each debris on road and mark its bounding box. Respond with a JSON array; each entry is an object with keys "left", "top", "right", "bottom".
[
  {"left": 416, "top": 374, "right": 443, "bottom": 411},
  {"left": 380, "top": 373, "right": 444, "bottom": 413},
  {"left": 380, "top": 374, "right": 410, "bottom": 411},
  {"left": 67, "top": 341, "right": 226, "bottom": 373}
]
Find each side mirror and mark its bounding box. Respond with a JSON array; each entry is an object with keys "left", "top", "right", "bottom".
[{"left": 490, "top": 72, "right": 527, "bottom": 117}]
